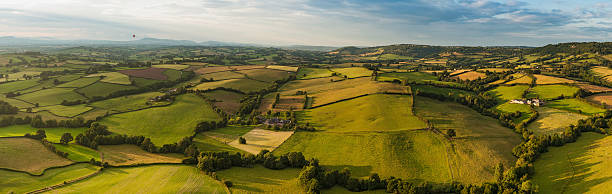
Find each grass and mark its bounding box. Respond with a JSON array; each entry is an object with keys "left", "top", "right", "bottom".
[
  {"left": 216, "top": 165, "right": 303, "bottom": 194},
  {"left": 57, "top": 77, "right": 100, "bottom": 88},
  {"left": 586, "top": 93, "right": 612, "bottom": 108},
  {"left": 487, "top": 85, "right": 530, "bottom": 102},
  {"left": 546, "top": 99, "right": 606, "bottom": 115},
  {"left": 163, "top": 69, "right": 183, "bottom": 81},
  {"left": 527, "top": 107, "right": 588, "bottom": 135},
  {"left": 90, "top": 91, "right": 168, "bottom": 114},
  {"left": 533, "top": 74, "right": 576, "bottom": 85},
  {"left": 152, "top": 64, "right": 189, "bottom": 70},
  {"left": 413, "top": 97, "right": 520, "bottom": 183},
  {"left": 330, "top": 67, "right": 372, "bottom": 78},
  {"left": 15, "top": 88, "right": 87, "bottom": 106},
  {"left": 131, "top": 77, "right": 163, "bottom": 87},
  {"left": 51, "top": 165, "right": 227, "bottom": 193},
  {"left": 238, "top": 68, "right": 293, "bottom": 83},
  {"left": 202, "top": 90, "right": 245, "bottom": 114},
  {"left": 0, "top": 163, "right": 99, "bottom": 194},
  {"left": 505, "top": 75, "right": 532, "bottom": 84},
  {"left": 86, "top": 72, "right": 131, "bottom": 85},
  {"left": 209, "top": 125, "right": 254, "bottom": 137},
  {"left": 266, "top": 65, "right": 299, "bottom": 72},
  {"left": 0, "top": 125, "right": 87, "bottom": 143},
  {"left": 31, "top": 104, "right": 93, "bottom": 117},
  {"left": 526, "top": 85, "right": 580, "bottom": 100},
  {"left": 495, "top": 102, "right": 534, "bottom": 123},
  {"left": 378, "top": 72, "right": 458, "bottom": 86},
  {"left": 412, "top": 85, "right": 473, "bottom": 97},
  {"left": 296, "top": 67, "right": 333, "bottom": 79},
  {"left": 532, "top": 132, "right": 612, "bottom": 193},
  {"left": 201, "top": 71, "right": 245, "bottom": 81},
  {"left": 100, "top": 94, "right": 221, "bottom": 145},
  {"left": 194, "top": 78, "right": 272, "bottom": 94},
  {"left": 228, "top": 129, "right": 294, "bottom": 154},
  {"left": 54, "top": 143, "right": 101, "bottom": 162},
  {"left": 378, "top": 54, "right": 413, "bottom": 60},
  {"left": 98, "top": 144, "right": 184, "bottom": 166},
  {"left": 0, "top": 79, "right": 40, "bottom": 93},
  {"left": 193, "top": 133, "right": 246, "bottom": 154},
  {"left": 76, "top": 82, "right": 138, "bottom": 98},
  {"left": 0, "top": 95, "right": 34, "bottom": 108},
  {"left": 194, "top": 66, "right": 232, "bottom": 74},
  {"left": 302, "top": 94, "right": 426, "bottom": 132},
  {"left": 0, "top": 138, "right": 73, "bottom": 174},
  {"left": 453, "top": 71, "right": 486, "bottom": 81}
]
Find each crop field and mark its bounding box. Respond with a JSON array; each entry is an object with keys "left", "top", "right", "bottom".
[
  {"left": 591, "top": 66, "right": 612, "bottom": 77},
  {"left": 57, "top": 77, "right": 100, "bottom": 88},
  {"left": 0, "top": 125, "right": 86, "bottom": 143},
  {"left": 377, "top": 72, "right": 458, "bottom": 86},
  {"left": 533, "top": 133, "right": 612, "bottom": 193},
  {"left": 495, "top": 102, "right": 534, "bottom": 123},
  {"left": 526, "top": 85, "right": 579, "bottom": 100},
  {"left": 450, "top": 69, "right": 470, "bottom": 75},
  {"left": 228, "top": 129, "right": 294, "bottom": 154},
  {"left": 201, "top": 71, "right": 245, "bottom": 81},
  {"left": 98, "top": 145, "right": 184, "bottom": 166},
  {"left": 194, "top": 78, "right": 272, "bottom": 93},
  {"left": 90, "top": 91, "right": 168, "bottom": 114},
  {"left": 163, "top": 69, "right": 183, "bottom": 81},
  {"left": 533, "top": 74, "right": 577, "bottom": 85},
  {"left": 193, "top": 133, "right": 246, "bottom": 153},
  {"left": 0, "top": 163, "right": 99, "bottom": 194},
  {"left": 76, "top": 82, "right": 138, "bottom": 98},
  {"left": 478, "top": 68, "right": 512, "bottom": 72},
  {"left": 16, "top": 88, "right": 87, "bottom": 106},
  {"left": 330, "top": 67, "right": 372, "bottom": 78},
  {"left": 0, "top": 79, "right": 40, "bottom": 93},
  {"left": 377, "top": 53, "right": 413, "bottom": 60},
  {"left": 119, "top": 68, "right": 168, "bottom": 80},
  {"left": 487, "top": 85, "right": 529, "bottom": 102},
  {"left": 238, "top": 68, "right": 292, "bottom": 83},
  {"left": 0, "top": 95, "right": 34, "bottom": 108},
  {"left": 232, "top": 65, "right": 266, "bottom": 71},
  {"left": 202, "top": 90, "right": 245, "bottom": 114},
  {"left": 266, "top": 65, "right": 299, "bottom": 72},
  {"left": 52, "top": 165, "right": 227, "bottom": 193},
  {"left": 546, "top": 99, "right": 606, "bottom": 115},
  {"left": 100, "top": 94, "right": 221, "bottom": 145},
  {"left": 505, "top": 74, "right": 532, "bottom": 84},
  {"left": 453, "top": 71, "right": 486, "bottom": 81},
  {"left": 54, "top": 143, "right": 101, "bottom": 162},
  {"left": 151, "top": 64, "right": 189, "bottom": 70},
  {"left": 296, "top": 67, "right": 333, "bottom": 79},
  {"left": 586, "top": 93, "right": 612, "bottom": 108},
  {"left": 577, "top": 83, "right": 612, "bottom": 93},
  {"left": 131, "top": 77, "right": 163, "bottom": 87},
  {"left": 527, "top": 107, "right": 588, "bottom": 135},
  {"left": 0, "top": 138, "right": 73, "bottom": 174},
  {"left": 194, "top": 66, "right": 232, "bottom": 74},
  {"left": 86, "top": 72, "right": 131, "bottom": 85},
  {"left": 414, "top": 97, "right": 520, "bottom": 183},
  {"left": 217, "top": 165, "right": 302, "bottom": 194},
  {"left": 412, "top": 85, "right": 473, "bottom": 97},
  {"left": 302, "top": 94, "right": 426, "bottom": 132},
  {"left": 18, "top": 78, "right": 59, "bottom": 94},
  {"left": 31, "top": 104, "right": 93, "bottom": 117}
]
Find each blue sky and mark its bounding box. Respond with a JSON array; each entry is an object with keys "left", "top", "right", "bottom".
[{"left": 0, "top": 0, "right": 610, "bottom": 46}]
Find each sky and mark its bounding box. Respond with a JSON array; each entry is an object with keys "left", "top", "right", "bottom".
[{"left": 0, "top": 0, "right": 610, "bottom": 46}]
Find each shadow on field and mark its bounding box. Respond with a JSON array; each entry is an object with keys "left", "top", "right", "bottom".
[{"left": 325, "top": 165, "right": 374, "bottom": 178}]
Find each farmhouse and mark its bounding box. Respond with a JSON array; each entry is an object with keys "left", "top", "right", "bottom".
[{"left": 510, "top": 98, "right": 544, "bottom": 106}]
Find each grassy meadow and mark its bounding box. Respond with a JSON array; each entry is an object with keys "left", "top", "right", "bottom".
[
  {"left": 53, "top": 143, "right": 101, "bottom": 162},
  {"left": 216, "top": 165, "right": 303, "bottom": 194},
  {"left": 527, "top": 107, "right": 588, "bottom": 135},
  {"left": 546, "top": 99, "right": 606, "bottom": 115},
  {"left": 526, "top": 85, "right": 580, "bottom": 100},
  {"left": 0, "top": 125, "right": 87, "bottom": 143},
  {"left": 16, "top": 88, "right": 87, "bottom": 106},
  {"left": 0, "top": 163, "right": 99, "bottom": 194},
  {"left": 0, "top": 138, "right": 73, "bottom": 174}
]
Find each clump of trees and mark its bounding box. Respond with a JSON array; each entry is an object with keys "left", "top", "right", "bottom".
[
  {"left": 239, "top": 137, "right": 246, "bottom": 144},
  {"left": 0, "top": 100, "right": 19, "bottom": 114},
  {"left": 60, "top": 133, "right": 73, "bottom": 144},
  {"left": 196, "top": 150, "right": 309, "bottom": 173}
]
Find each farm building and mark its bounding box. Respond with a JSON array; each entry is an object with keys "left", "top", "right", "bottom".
[{"left": 510, "top": 99, "right": 544, "bottom": 106}]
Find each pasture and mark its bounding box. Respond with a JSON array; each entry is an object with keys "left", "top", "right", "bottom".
[
  {"left": 119, "top": 68, "right": 168, "bottom": 80},
  {"left": 76, "top": 82, "right": 138, "bottom": 98},
  {"left": 57, "top": 77, "right": 100, "bottom": 88},
  {"left": 216, "top": 165, "right": 303, "bottom": 194},
  {"left": 0, "top": 125, "right": 86, "bottom": 143},
  {"left": 31, "top": 104, "right": 93, "bottom": 117},
  {"left": 51, "top": 165, "right": 227, "bottom": 193},
  {"left": 0, "top": 163, "right": 99, "bottom": 194},
  {"left": 16, "top": 88, "right": 87, "bottom": 106},
  {"left": 453, "top": 71, "right": 486, "bottom": 81},
  {"left": 266, "top": 65, "right": 299, "bottom": 72},
  {"left": 202, "top": 90, "right": 245, "bottom": 114},
  {"left": 586, "top": 93, "right": 612, "bottom": 108},
  {"left": 100, "top": 94, "right": 221, "bottom": 145},
  {"left": 54, "top": 143, "right": 101, "bottom": 162},
  {"left": 505, "top": 75, "right": 532, "bottom": 84},
  {"left": 495, "top": 102, "right": 534, "bottom": 123},
  {"left": 86, "top": 72, "right": 131, "bottom": 85},
  {"left": 330, "top": 67, "right": 372, "bottom": 78},
  {"left": 377, "top": 72, "right": 458, "bottom": 86},
  {"left": 228, "top": 129, "right": 294, "bottom": 154},
  {"left": 527, "top": 107, "right": 588, "bottom": 135},
  {"left": 90, "top": 91, "right": 169, "bottom": 114},
  {"left": 0, "top": 79, "right": 40, "bottom": 93},
  {"left": 201, "top": 71, "right": 245, "bottom": 81},
  {"left": 302, "top": 94, "right": 426, "bottom": 132},
  {"left": 526, "top": 85, "right": 579, "bottom": 100},
  {"left": 194, "top": 79, "right": 272, "bottom": 93},
  {"left": 0, "top": 138, "right": 73, "bottom": 174},
  {"left": 546, "top": 99, "right": 606, "bottom": 115},
  {"left": 193, "top": 133, "right": 246, "bottom": 153},
  {"left": 163, "top": 69, "right": 183, "bottom": 81},
  {"left": 238, "top": 68, "right": 292, "bottom": 83},
  {"left": 296, "top": 67, "right": 333, "bottom": 79},
  {"left": 533, "top": 74, "right": 577, "bottom": 85},
  {"left": 533, "top": 133, "right": 612, "bottom": 193},
  {"left": 0, "top": 95, "right": 34, "bottom": 108},
  {"left": 232, "top": 65, "right": 266, "bottom": 71},
  {"left": 487, "top": 85, "right": 529, "bottom": 102},
  {"left": 194, "top": 66, "right": 232, "bottom": 74},
  {"left": 152, "top": 64, "right": 189, "bottom": 70},
  {"left": 98, "top": 145, "right": 184, "bottom": 166}
]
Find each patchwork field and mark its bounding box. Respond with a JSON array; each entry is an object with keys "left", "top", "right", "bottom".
[
  {"left": 232, "top": 65, "right": 266, "bottom": 71},
  {"left": 76, "top": 82, "right": 138, "bottom": 98},
  {"left": 0, "top": 95, "right": 34, "bottom": 108},
  {"left": 526, "top": 85, "right": 579, "bottom": 100},
  {"left": 527, "top": 107, "right": 588, "bottom": 135},
  {"left": 578, "top": 83, "right": 612, "bottom": 93},
  {"left": 266, "top": 65, "right": 299, "bottom": 72},
  {"left": 591, "top": 66, "right": 612, "bottom": 77},
  {"left": 228, "top": 129, "right": 294, "bottom": 154},
  {"left": 378, "top": 72, "right": 458, "bottom": 86},
  {"left": 194, "top": 78, "right": 272, "bottom": 93},
  {"left": 98, "top": 145, "right": 184, "bottom": 166},
  {"left": 546, "top": 99, "right": 606, "bottom": 115},
  {"left": 217, "top": 166, "right": 303, "bottom": 194},
  {"left": 0, "top": 163, "right": 99, "bottom": 194},
  {"left": 152, "top": 64, "right": 189, "bottom": 70},
  {"left": 31, "top": 104, "right": 93, "bottom": 117},
  {"left": 86, "top": 72, "right": 131, "bottom": 85},
  {"left": 201, "top": 71, "right": 245, "bottom": 81},
  {"left": 100, "top": 94, "right": 221, "bottom": 145},
  {"left": 487, "top": 85, "right": 530, "bottom": 102},
  {"left": 0, "top": 79, "right": 40, "bottom": 93},
  {"left": 533, "top": 74, "right": 577, "bottom": 85},
  {"left": 330, "top": 67, "right": 372, "bottom": 78},
  {"left": 505, "top": 74, "right": 532, "bottom": 84},
  {"left": 16, "top": 88, "right": 87, "bottom": 106},
  {"left": 194, "top": 66, "right": 232, "bottom": 74},
  {"left": 90, "top": 91, "right": 168, "bottom": 114},
  {"left": 0, "top": 125, "right": 86, "bottom": 143},
  {"left": 453, "top": 71, "right": 486, "bottom": 81},
  {"left": 533, "top": 133, "right": 612, "bottom": 193},
  {"left": 302, "top": 94, "right": 426, "bottom": 132},
  {"left": 586, "top": 93, "right": 612, "bottom": 108},
  {"left": 238, "top": 68, "right": 292, "bottom": 83},
  {"left": 296, "top": 67, "right": 333, "bottom": 79},
  {"left": 202, "top": 90, "right": 245, "bottom": 114},
  {"left": 0, "top": 138, "right": 73, "bottom": 174},
  {"left": 51, "top": 165, "right": 227, "bottom": 193},
  {"left": 495, "top": 102, "right": 534, "bottom": 123},
  {"left": 119, "top": 68, "right": 168, "bottom": 80},
  {"left": 57, "top": 77, "right": 100, "bottom": 88}
]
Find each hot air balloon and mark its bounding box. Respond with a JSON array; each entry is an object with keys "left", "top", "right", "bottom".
[{"left": 132, "top": 34, "right": 136, "bottom": 38}]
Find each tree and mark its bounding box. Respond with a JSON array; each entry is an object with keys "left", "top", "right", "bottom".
[
  {"left": 446, "top": 129, "right": 456, "bottom": 138},
  {"left": 60, "top": 133, "right": 73, "bottom": 144},
  {"left": 239, "top": 137, "right": 247, "bottom": 144}
]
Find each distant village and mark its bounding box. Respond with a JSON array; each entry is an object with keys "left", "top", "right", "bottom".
[{"left": 509, "top": 98, "right": 544, "bottom": 106}]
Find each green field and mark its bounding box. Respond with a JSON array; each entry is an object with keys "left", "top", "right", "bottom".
[
  {"left": 378, "top": 72, "right": 458, "bottom": 86},
  {"left": 31, "top": 104, "right": 93, "bottom": 117},
  {"left": 0, "top": 163, "right": 99, "bottom": 194},
  {"left": 533, "top": 133, "right": 612, "bottom": 193},
  {"left": 163, "top": 69, "right": 183, "bottom": 81},
  {"left": 201, "top": 90, "right": 245, "bottom": 114},
  {"left": 152, "top": 64, "right": 189, "bottom": 70},
  {"left": 194, "top": 78, "right": 272, "bottom": 93},
  {"left": 301, "top": 94, "right": 426, "bottom": 132},
  {"left": 90, "top": 91, "right": 168, "bottom": 114},
  {"left": 238, "top": 69, "right": 292, "bottom": 83},
  {"left": 131, "top": 77, "right": 163, "bottom": 87},
  {"left": 0, "top": 125, "right": 87, "bottom": 143},
  {"left": 412, "top": 85, "right": 473, "bottom": 97},
  {"left": 76, "top": 82, "right": 138, "bottom": 98},
  {"left": 216, "top": 165, "right": 303, "bottom": 194},
  {"left": 0, "top": 138, "right": 73, "bottom": 174},
  {"left": 193, "top": 133, "right": 246, "bottom": 154},
  {"left": 378, "top": 54, "right": 414, "bottom": 60},
  {"left": 54, "top": 143, "right": 101, "bottom": 162},
  {"left": 495, "top": 102, "right": 534, "bottom": 123},
  {"left": 296, "top": 67, "right": 333, "bottom": 79},
  {"left": 201, "top": 71, "right": 245, "bottom": 81},
  {"left": 86, "top": 72, "right": 131, "bottom": 85},
  {"left": 16, "top": 88, "right": 88, "bottom": 106},
  {"left": 527, "top": 107, "right": 588, "bottom": 135},
  {"left": 526, "top": 85, "right": 580, "bottom": 100},
  {"left": 331, "top": 67, "right": 372, "bottom": 78},
  {"left": 51, "top": 165, "right": 227, "bottom": 193},
  {"left": 209, "top": 125, "right": 254, "bottom": 137},
  {"left": 0, "top": 79, "right": 40, "bottom": 93},
  {"left": 100, "top": 94, "right": 221, "bottom": 145},
  {"left": 0, "top": 95, "right": 34, "bottom": 108},
  {"left": 57, "top": 77, "right": 100, "bottom": 88},
  {"left": 487, "top": 85, "right": 530, "bottom": 102},
  {"left": 546, "top": 99, "right": 606, "bottom": 115}
]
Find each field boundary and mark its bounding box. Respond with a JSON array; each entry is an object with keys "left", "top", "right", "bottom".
[
  {"left": 309, "top": 92, "right": 411, "bottom": 109},
  {"left": 0, "top": 161, "right": 87, "bottom": 177},
  {"left": 26, "top": 168, "right": 102, "bottom": 194}
]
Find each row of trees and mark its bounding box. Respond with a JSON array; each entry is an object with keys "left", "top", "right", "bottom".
[
  {"left": 0, "top": 115, "right": 91, "bottom": 128},
  {"left": 0, "top": 100, "right": 19, "bottom": 114},
  {"left": 196, "top": 150, "right": 309, "bottom": 172}
]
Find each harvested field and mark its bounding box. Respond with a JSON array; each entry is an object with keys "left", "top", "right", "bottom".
[
  {"left": 119, "top": 68, "right": 168, "bottom": 80},
  {"left": 194, "top": 78, "right": 272, "bottom": 93},
  {"left": 297, "top": 68, "right": 333, "bottom": 79},
  {"left": 591, "top": 66, "right": 612, "bottom": 77},
  {"left": 217, "top": 166, "right": 303, "bottom": 194},
  {"left": 587, "top": 93, "right": 612, "bottom": 108},
  {"left": 479, "top": 68, "right": 512, "bottom": 72},
  {"left": 57, "top": 77, "right": 100, "bottom": 88},
  {"left": 274, "top": 96, "right": 305, "bottom": 111},
  {"left": 98, "top": 145, "right": 184, "bottom": 166},
  {"left": 151, "top": 64, "right": 189, "bottom": 70},
  {"left": 228, "top": 129, "right": 294, "bottom": 154},
  {"left": 533, "top": 74, "right": 577, "bottom": 85},
  {"left": 0, "top": 163, "right": 99, "bottom": 194},
  {"left": 577, "top": 83, "right": 612, "bottom": 93},
  {"left": 232, "top": 65, "right": 266, "bottom": 70},
  {"left": 267, "top": 65, "right": 299, "bottom": 72},
  {"left": 0, "top": 138, "right": 73, "bottom": 174},
  {"left": 450, "top": 69, "right": 470, "bottom": 75},
  {"left": 527, "top": 107, "right": 588, "bottom": 135},
  {"left": 330, "top": 67, "right": 372, "bottom": 78},
  {"left": 86, "top": 72, "right": 131, "bottom": 85},
  {"left": 238, "top": 68, "right": 292, "bottom": 83},
  {"left": 202, "top": 90, "right": 245, "bottom": 114},
  {"left": 505, "top": 74, "right": 532, "bottom": 84},
  {"left": 16, "top": 88, "right": 87, "bottom": 106},
  {"left": 194, "top": 66, "right": 232, "bottom": 74},
  {"left": 201, "top": 71, "right": 245, "bottom": 81},
  {"left": 453, "top": 71, "right": 486, "bottom": 81}
]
